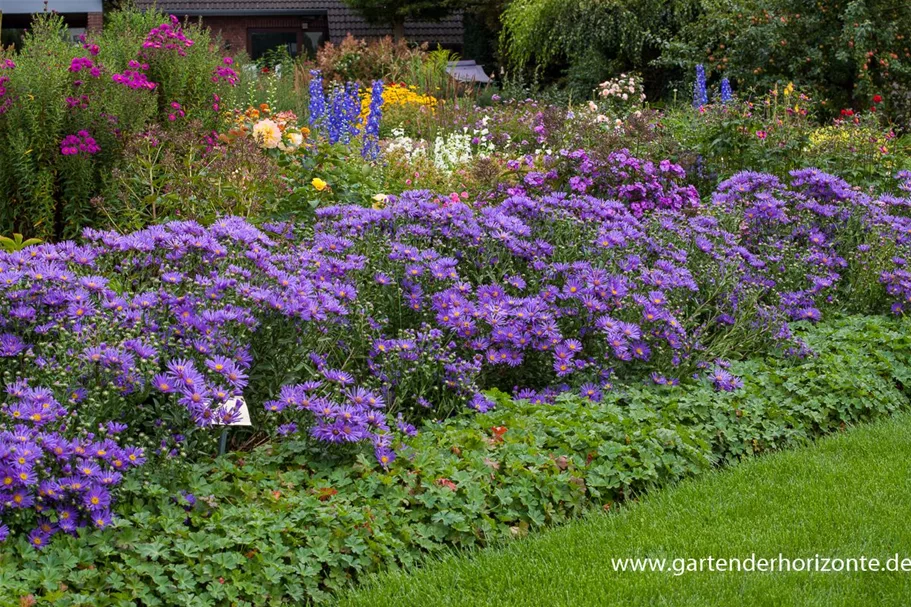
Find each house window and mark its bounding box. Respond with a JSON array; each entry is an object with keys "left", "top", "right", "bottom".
[
  {"left": 249, "top": 30, "right": 301, "bottom": 61},
  {"left": 302, "top": 31, "right": 329, "bottom": 58},
  {"left": 2, "top": 12, "right": 88, "bottom": 49}
]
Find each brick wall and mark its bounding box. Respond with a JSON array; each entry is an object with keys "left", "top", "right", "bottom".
[
  {"left": 87, "top": 12, "right": 103, "bottom": 33},
  {"left": 185, "top": 15, "right": 330, "bottom": 55}
]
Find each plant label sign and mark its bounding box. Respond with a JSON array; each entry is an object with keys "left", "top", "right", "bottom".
[{"left": 215, "top": 396, "right": 252, "bottom": 426}]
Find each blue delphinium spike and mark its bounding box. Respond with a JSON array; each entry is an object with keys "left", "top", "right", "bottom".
[
  {"left": 308, "top": 69, "right": 327, "bottom": 129},
  {"left": 693, "top": 64, "right": 708, "bottom": 108},
  {"left": 720, "top": 77, "right": 733, "bottom": 104},
  {"left": 362, "top": 80, "right": 384, "bottom": 160}
]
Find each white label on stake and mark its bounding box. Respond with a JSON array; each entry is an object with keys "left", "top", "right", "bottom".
[{"left": 216, "top": 396, "right": 252, "bottom": 426}]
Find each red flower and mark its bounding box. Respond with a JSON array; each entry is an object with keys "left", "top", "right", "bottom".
[
  {"left": 840, "top": 108, "right": 854, "bottom": 117},
  {"left": 491, "top": 426, "right": 508, "bottom": 440},
  {"left": 873, "top": 94, "right": 883, "bottom": 103}
]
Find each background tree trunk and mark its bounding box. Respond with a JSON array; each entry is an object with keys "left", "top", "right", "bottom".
[{"left": 393, "top": 19, "right": 406, "bottom": 41}]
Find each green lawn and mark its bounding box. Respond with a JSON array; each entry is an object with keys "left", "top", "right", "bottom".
[{"left": 339, "top": 414, "right": 911, "bottom": 607}]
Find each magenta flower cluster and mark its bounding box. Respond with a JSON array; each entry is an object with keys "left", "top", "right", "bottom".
[
  {"left": 141, "top": 15, "right": 195, "bottom": 56},
  {"left": 0, "top": 59, "right": 13, "bottom": 115},
  {"left": 211, "top": 56, "right": 239, "bottom": 85},
  {"left": 60, "top": 130, "right": 100, "bottom": 156},
  {"left": 168, "top": 101, "right": 185, "bottom": 122},
  {"left": 111, "top": 60, "right": 156, "bottom": 91},
  {"left": 68, "top": 57, "right": 102, "bottom": 79}
]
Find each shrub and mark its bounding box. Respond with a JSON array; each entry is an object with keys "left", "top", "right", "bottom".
[
  {"left": 660, "top": 86, "right": 910, "bottom": 191},
  {"left": 315, "top": 34, "right": 423, "bottom": 84}
]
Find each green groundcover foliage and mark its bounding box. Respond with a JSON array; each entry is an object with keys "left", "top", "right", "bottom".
[{"left": 1, "top": 314, "right": 909, "bottom": 605}]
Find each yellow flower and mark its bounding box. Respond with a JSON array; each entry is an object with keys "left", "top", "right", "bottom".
[
  {"left": 372, "top": 193, "right": 387, "bottom": 209},
  {"left": 784, "top": 82, "right": 794, "bottom": 97},
  {"left": 278, "top": 130, "right": 304, "bottom": 152},
  {"left": 312, "top": 177, "right": 328, "bottom": 191},
  {"left": 252, "top": 119, "right": 282, "bottom": 149},
  {"left": 359, "top": 85, "right": 438, "bottom": 124}
]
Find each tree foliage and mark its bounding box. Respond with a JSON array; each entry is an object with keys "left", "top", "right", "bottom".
[
  {"left": 662, "top": 0, "right": 911, "bottom": 118},
  {"left": 500, "top": 0, "right": 700, "bottom": 97}
]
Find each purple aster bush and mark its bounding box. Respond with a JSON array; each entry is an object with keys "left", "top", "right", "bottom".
[
  {"left": 504, "top": 148, "right": 701, "bottom": 218},
  {"left": 864, "top": 171, "right": 911, "bottom": 314},
  {"left": 0, "top": 218, "right": 264, "bottom": 455},
  {"left": 0, "top": 381, "right": 144, "bottom": 547},
  {"left": 710, "top": 168, "right": 899, "bottom": 320},
  {"left": 262, "top": 185, "right": 799, "bottom": 441},
  {"left": 4, "top": 154, "right": 909, "bottom": 556}
]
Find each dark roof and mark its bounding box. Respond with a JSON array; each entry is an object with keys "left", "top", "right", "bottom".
[
  {"left": 134, "top": 1, "right": 463, "bottom": 45},
  {"left": 3, "top": 0, "right": 102, "bottom": 13}
]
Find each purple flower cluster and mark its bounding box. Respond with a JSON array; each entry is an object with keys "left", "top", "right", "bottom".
[
  {"left": 0, "top": 218, "right": 263, "bottom": 439},
  {"left": 264, "top": 367, "right": 394, "bottom": 464},
  {"left": 306, "top": 70, "right": 367, "bottom": 147},
  {"left": 0, "top": 382, "right": 144, "bottom": 548},
  {"left": 65, "top": 94, "right": 90, "bottom": 110},
  {"left": 720, "top": 78, "right": 733, "bottom": 104},
  {"left": 308, "top": 70, "right": 327, "bottom": 128},
  {"left": 870, "top": 171, "right": 911, "bottom": 314},
  {"left": 326, "top": 82, "right": 361, "bottom": 145},
  {"left": 693, "top": 64, "right": 708, "bottom": 108},
  {"left": 512, "top": 148, "right": 700, "bottom": 218},
  {"left": 258, "top": 183, "right": 784, "bottom": 434},
  {"left": 0, "top": 59, "right": 13, "bottom": 115},
  {"left": 712, "top": 169, "right": 866, "bottom": 321},
  {"left": 60, "top": 130, "right": 100, "bottom": 156}
]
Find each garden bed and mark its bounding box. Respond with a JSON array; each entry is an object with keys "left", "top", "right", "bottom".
[
  {"left": 1, "top": 315, "right": 909, "bottom": 605},
  {"left": 2, "top": 7, "right": 911, "bottom": 606}
]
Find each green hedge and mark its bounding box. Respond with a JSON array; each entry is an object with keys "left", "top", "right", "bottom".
[{"left": 1, "top": 315, "right": 909, "bottom": 606}]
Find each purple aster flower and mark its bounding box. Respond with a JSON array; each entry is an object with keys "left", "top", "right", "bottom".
[
  {"left": 83, "top": 486, "right": 111, "bottom": 511},
  {"left": 28, "top": 529, "right": 50, "bottom": 549},
  {"left": 710, "top": 366, "right": 743, "bottom": 391},
  {"left": 375, "top": 446, "right": 396, "bottom": 469}
]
